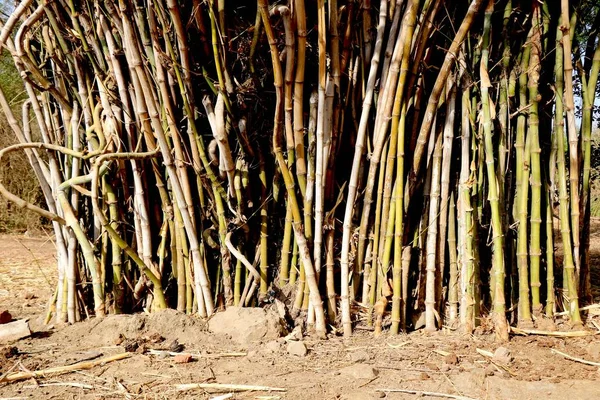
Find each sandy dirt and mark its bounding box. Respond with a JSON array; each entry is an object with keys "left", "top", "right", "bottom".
[{"left": 1, "top": 224, "right": 600, "bottom": 399}]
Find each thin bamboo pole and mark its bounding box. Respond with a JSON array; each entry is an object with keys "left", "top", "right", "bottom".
[
  {"left": 553, "top": 19, "right": 581, "bottom": 325},
  {"left": 480, "top": 0, "right": 508, "bottom": 341}
]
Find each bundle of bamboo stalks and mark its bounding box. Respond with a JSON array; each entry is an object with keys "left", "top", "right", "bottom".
[{"left": 0, "top": 0, "right": 598, "bottom": 341}]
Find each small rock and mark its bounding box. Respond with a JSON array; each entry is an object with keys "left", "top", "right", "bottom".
[
  {"left": 173, "top": 354, "right": 193, "bottom": 363},
  {"left": 348, "top": 349, "right": 370, "bottom": 363},
  {"left": 123, "top": 339, "right": 139, "bottom": 353},
  {"left": 287, "top": 340, "right": 307, "bottom": 357},
  {"left": 485, "top": 364, "right": 496, "bottom": 376},
  {"left": 135, "top": 343, "right": 147, "bottom": 354},
  {"left": 420, "top": 372, "right": 431, "bottom": 380},
  {"left": 439, "top": 363, "right": 450, "bottom": 372},
  {"left": 114, "top": 334, "right": 125, "bottom": 346},
  {"left": 285, "top": 325, "right": 303, "bottom": 341},
  {"left": 376, "top": 391, "right": 386, "bottom": 398},
  {"left": 340, "top": 364, "right": 379, "bottom": 380},
  {"left": 444, "top": 352, "right": 459, "bottom": 365},
  {"left": 24, "top": 293, "right": 36, "bottom": 300},
  {"left": 412, "top": 312, "right": 426, "bottom": 330},
  {"left": 169, "top": 339, "right": 184, "bottom": 353},
  {"left": 0, "top": 310, "right": 12, "bottom": 325},
  {"left": 493, "top": 346, "right": 512, "bottom": 364}
]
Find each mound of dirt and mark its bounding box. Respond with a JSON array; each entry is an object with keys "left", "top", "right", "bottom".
[
  {"left": 51, "top": 309, "right": 217, "bottom": 350},
  {"left": 208, "top": 306, "right": 287, "bottom": 346}
]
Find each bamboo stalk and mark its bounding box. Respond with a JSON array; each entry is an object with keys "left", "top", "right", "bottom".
[
  {"left": 480, "top": 0, "right": 508, "bottom": 341},
  {"left": 340, "top": 0, "right": 389, "bottom": 337},
  {"left": 553, "top": 19, "right": 581, "bottom": 325},
  {"left": 258, "top": 0, "right": 326, "bottom": 338}
]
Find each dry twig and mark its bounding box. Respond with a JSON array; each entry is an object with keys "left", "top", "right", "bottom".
[
  {"left": 375, "top": 388, "right": 478, "bottom": 400},
  {"left": 509, "top": 326, "right": 593, "bottom": 337},
  {"left": 551, "top": 349, "right": 600, "bottom": 367},
  {"left": 0, "top": 353, "right": 131, "bottom": 383},
  {"left": 175, "top": 383, "right": 286, "bottom": 393}
]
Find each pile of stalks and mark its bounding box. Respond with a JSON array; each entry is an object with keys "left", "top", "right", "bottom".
[{"left": 0, "top": 0, "right": 598, "bottom": 341}]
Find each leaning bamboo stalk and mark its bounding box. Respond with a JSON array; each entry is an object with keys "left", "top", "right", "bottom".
[
  {"left": 258, "top": 0, "right": 326, "bottom": 338},
  {"left": 340, "top": 0, "right": 388, "bottom": 337},
  {"left": 121, "top": 11, "right": 214, "bottom": 316},
  {"left": 407, "top": 0, "right": 483, "bottom": 201},
  {"left": 357, "top": 0, "right": 417, "bottom": 308},
  {"left": 90, "top": 152, "right": 167, "bottom": 310}
]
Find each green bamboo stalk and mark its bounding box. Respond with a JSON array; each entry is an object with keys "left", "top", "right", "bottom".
[
  {"left": 390, "top": 97, "right": 409, "bottom": 334},
  {"left": 560, "top": 1, "right": 581, "bottom": 280},
  {"left": 480, "top": 0, "right": 508, "bottom": 341},
  {"left": 553, "top": 20, "right": 581, "bottom": 325},
  {"left": 368, "top": 141, "right": 389, "bottom": 313},
  {"left": 447, "top": 191, "right": 458, "bottom": 324},
  {"left": 437, "top": 73, "right": 457, "bottom": 315},
  {"left": 293, "top": 0, "right": 307, "bottom": 196},
  {"left": 528, "top": 5, "right": 543, "bottom": 316},
  {"left": 517, "top": 130, "right": 532, "bottom": 325},
  {"left": 545, "top": 188, "right": 555, "bottom": 317}
]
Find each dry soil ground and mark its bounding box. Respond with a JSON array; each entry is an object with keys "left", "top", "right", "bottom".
[{"left": 1, "top": 223, "right": 600, "bottom": 400}]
